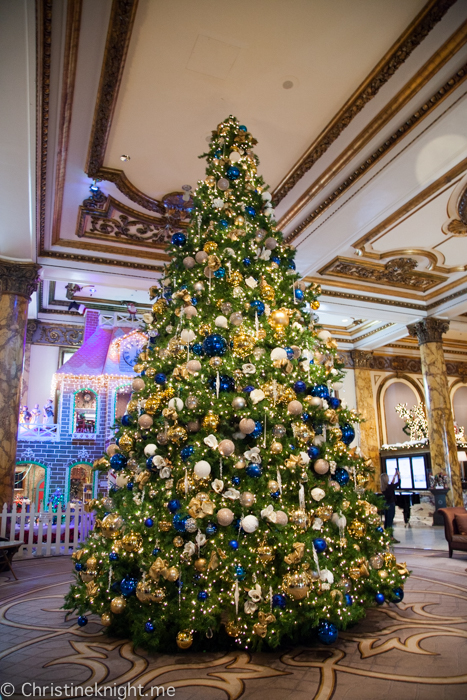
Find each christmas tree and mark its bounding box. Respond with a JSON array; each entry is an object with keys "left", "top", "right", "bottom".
[{"left": 65, "top": 116, "right": 407, "bottom": 651}]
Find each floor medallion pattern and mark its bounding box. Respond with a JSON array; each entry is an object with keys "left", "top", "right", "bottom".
[{"left": 0, "top": 549, "right": 466, "bottom": 699}]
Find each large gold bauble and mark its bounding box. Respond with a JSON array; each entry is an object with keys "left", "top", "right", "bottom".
[
  {"left": 177, "top": 475, "right": 195, "bottom": 494},
  {"left": 100, "top": 513, "right": 123, "bottom": 539},
  {"left": 122, "top": 532, "right": 143, "bottom": 552},
  {"left": 225, "top": 621, "right": 240, "bottom": 637},
  {"left": 349, "top": 567, "right": 361, "bottom": 581},
  {"left": 176, "top": 630, "right": 193, "bottom": 649},
  {"left": 289, "top": 509, "right": 311, "bottom": 531},
  {"left": 203, "top": 240, "right": 218, "bottom": 253},
  {"left": 118, "top": 433, "right": 134, "bottom": 453},
  {"left": 283, "top": 572, "right": 310, "bottom": 600},
  {"left": 136, "top": 580, "right": 162, "bottom": 603},
  {"left": 228, "top": 270, "right": 243, "bottom": 286},
  {"left": 369, "top": 554, "right": 384, "bottom": 570},
  {"left": 316, "top": 505, "right": 333, "bottom": 521},
  {"left": 257, "top": 543, "right": 275, "bottom": 563},
  {"left": 168, "top": 425, "right": 188, "bottom": 444},
  {"left": 86, "top": 556, "right": 98, "bottom": 571},
  {"left": 232, "top": 329, "right": 256, "bottom": 358},
  {"left": 378, "top": 570, "right": 389, "bottom": 580},
  {"left": 347, "top": 519, "right": 367, "bottom": 539},
  {"left": 110, "top": 596, "right": 126, "bottom": 614},
  {"left": 311, "top": 300, "right": 320, "bottom": 310},
  {"left": 205, "top": 176, "right": 216, "bottom": 187},
  {"left": 270, "top": 440, "right": 283, "bottom": 454},
  {"left": 207, "top": 254, "right": 221, "bottom": 271},
  {"left": 268, "top": 480, "right": 280, "bottom": 493},
  {"left": 384, "top": 552, "right": 397, "bottom": 567},
  {"left": 165, "top": 566, "right": 180, "bottom": 582},
  {"left": 159, "top": 520, "right": 172, "bottom": 532},
  {"left": 173, "top": 536, "right": 184, "bottom": 547},
  {"left": 144, "top": 395, "right": 161, "bottom": 415},
  {"left": 101, "top": 613, "right": 112, "bottom": 626},
  {"left": 202, "top": 411, "right": 220, "bottom": 431},
  {"left": 194, "top": 558, "right": 208, "bottom": 572},
  {"left": 126, "top": 399, "right": 138, "bottom": 414},
  {"left": 269, "top": 308, "right": 290, "bottom": 328}
]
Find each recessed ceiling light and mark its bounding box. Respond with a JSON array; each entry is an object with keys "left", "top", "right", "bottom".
[
  {"left": 342, "top": 319, "right": 349, "bottom": 323},
  {"left": 120, "top": 155, "right": 130, "bottom": 161},
  {"left": 283, "top": 80, "right": 294, "bottom": 89}
]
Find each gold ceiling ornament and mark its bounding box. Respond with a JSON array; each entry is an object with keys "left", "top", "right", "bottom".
[{"left": 442, "top": 176, "right": 467, "bottom": 237}]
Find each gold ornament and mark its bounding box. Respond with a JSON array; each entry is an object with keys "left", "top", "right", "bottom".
[
  {"left": 110, "top": 596, "right": 126, "bottom": 614},
  {"left": 85, "top": 581, "right": 99, "bottom": 598},
  {"left": 228, "top": 270, "right": 243, "bottom": 286},
  {"left": 167, "top": 425, "right": 188, "bottom": 444},
  {"left": 126, "top": 399, "right": 138, "bottom": 414},
  {"left": 252, "top": 612, "right": 276, "bottom": 638},
  {"left": 177, "top": 475, "right": 195, "bottom": 494},
  {"left": 348, "top": 520, "right": 366, "bottom": 539},
  {"left": 283, "top": 571, "right": 310, "bottom": 600},
  {"left": 268, "top": 480, "right": 280, "bottom": 492},
  {"left": 165, "top": 566, "right": 179, "bottom": 582},
  {"left": 311, "top": 300, "right": 320, "bottom": 310},
  {"left": 176, "top": 630, "right": 193, "bottom": 649},
  {"left": 101, "top": 613, "right": 112, "bottom": 626},
  {"left": 205, "top": 176, "right": 216, "bottom": 187},
  {"left": 268, "top": 308, "right": 290, "bottom": 328},
  {"left": 144, "top": 395, "right": 161, "bottom": 415},
  {"left": 209, "top": 356, "right": 223, "bottom": 368},
  {"left": 348, "top": 567, "right": 361, "bottom": 580},
  {"left": 234, "top": 215, "right": 245, "bottom": 226},
  {"left": 260, "top": 277, "right": 275, "bottom": 302},
  {"left": 316, "top": 505, "right": 333, "bottom": 521},
  {"left": 257, "top": 542, "right": 275, "bottom": 563},
  {"left": 207, "top": 254, "right": 221, "bottom": 271},
  {"left": 86, "top": 556, "right": 98, "bottom": 570},
  {"left": 136, "top": 579, "right": 165, "bottom": 603},
  {"left": 199, "top": 323, "right": 212, "bottom": 336},
  {"left": 202, "top": 411, "right": 220, "bottom": 431},
  {"left": 232, "top": 328, "right": 256, "bottom": 358},
  {"left": 152, "top": 298, "right": 168, "bottom": 315},
  {"left": 225, "top": 621, "right": 240, "bottom": 637},
  {"left": 324, "top": 409, "right": 338, "bottom": 423},
  {"left": 378, "top": 570, "right": 389, "bottom": 579},
  {"left": 194, "top": 558, "right": 208, "bottom": 572},
  {"left": 173, "top": 536, "right": 184, "bottom": 547},
  {"left": 118, "top": 433, "right": 134, "bottom": 453},
  {"left": 384, "top": 552, "right": 397, "bottom": 567},
  {"left": 342, "top": 500, "right": 350, "bottom": 510},
  {"left": 145, "top": 367, "right": 156, "bottom": 378},
  {"left": 369, "top": 554, "right": 384, "bottom": 570},
  {"left": 159, "top": 520, "right": 172, "bottom": 532},
  {"left": 122, "top": 532, "right": 143, "bottom": 552},
  {"left": 100, "top": 513, "right": 123, "bottom": 539},
  {"left": 284, "top": 542, "right": 305, "bottom": 565},
  {"left": 270, "top": 440, "right": 283, "bottom": 454},
  {"left": 203, "top": 241, "right": 218, "bottom": 253},
  {"left": 396, "top": 561, "right": 409, "bottom": 576},
  {"left": 289, "top": 509, "right": 311, "bottom": 531}
]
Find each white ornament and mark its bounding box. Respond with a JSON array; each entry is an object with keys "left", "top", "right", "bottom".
[
  {"left": 250, "top": 389, "right": 265, "bottom": 405},
  {"left": 180, "top": 329, "right": 196, "bottom": 343},
  {"left": 194, "top": 460, "right": 211, "bottom": 478},
  {"left": 224, "top": 488, "right": 241, "bottom": 500},
  {"left": 142, "top": 313, "right": 153, "bottom": 324},
  {"left": 144, "top": 444, "right": 157, "bottom": 457},
  {"left": 215, "top": 315, "right": 228, "bottom": 329},
  {"left": 270, "top": 348, "right": 287, "bottom": 361},
  {"left": 242, "top": 363, "right": 256, "bottom": 375},
  {"left": 168, "top": 398, "right": 183, "bottom": 411},
  {"left": 211, "top": 479, "right": 224, "bottom": 493},
  {"left": 116, "top": 474, "right": 129, "bottom": 488},
  {"left": 331, "top": 512, "right": 347, "bottom": 529},
  {"left": 242, "top": 514, "right": 259, "bottom": 533},
  {"left": 311, "top": 487, "right": 326, "bottom": 501},
  {"left": 245, "top": 276, "right": 258, "bottom": 289},
  {"left": 204, "top": 434, "right": 218, "bottom": 449},
  {"left": 318, "top": 330, "right": 332, "bottom": 342},
  {"left": 213, "top": 198, "right": 224, "bottom": 209}
]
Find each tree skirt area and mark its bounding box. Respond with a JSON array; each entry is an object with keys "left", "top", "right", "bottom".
[{"left": 0, "top": 552, "right": 466, "bottom": 700}]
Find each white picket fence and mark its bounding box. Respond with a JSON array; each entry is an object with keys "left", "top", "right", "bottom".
[{"left": 0, "top": 503, "right": 95, "bottom": 558}]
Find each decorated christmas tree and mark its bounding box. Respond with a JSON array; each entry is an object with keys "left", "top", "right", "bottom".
[{"left": 65, "top": 116, "right": 407, "bottom": 651}]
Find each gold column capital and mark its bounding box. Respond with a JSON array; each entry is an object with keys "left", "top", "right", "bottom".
[
  {"left": 407, "top": 317, "right": 449, "bottom": 345},
  {"left": 350, "top": 349, "right": 374, "bottom": 369},
  {"left": 0, "top": 259, "right": 41, "bottom": 300}
]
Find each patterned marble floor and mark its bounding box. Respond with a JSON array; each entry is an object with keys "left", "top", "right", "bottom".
[{"left": 0, "top": 550, "right": 466, "bottom": 700}]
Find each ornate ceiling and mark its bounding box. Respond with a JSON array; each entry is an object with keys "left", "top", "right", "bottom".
[{"left": 2, "top": 0, "right": 467, "bottom": 354}]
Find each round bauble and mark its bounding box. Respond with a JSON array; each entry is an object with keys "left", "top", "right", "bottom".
[
  {"left": 185, "top": 395, "right": 198, "bottom": 410},
  {"left": 269, "top": 309, "right": 289, "bottom": 327},
  {"left": 369, "top": 554, "right": 384, "bottom": 570},
  {"left": 107, "top": 444, "right": 120, "bottom": 457},
  {"left": 239, "top": 418, "right": 255, "bottom": 434},
  {"left": 217, "top": 178, "right": 229, "bottom": 191},
  {"left": 229, "top": 312, "right": 243, "bottom": 326},
  {"left": 218, "top": 439, "right": 235, "bottom": 457},
  {"left": 195, "top": 251, "right": 208, "bottom": 264},
  {"left": 287, "top": 400, "right": 303, "bottom": 415},
  {"left": 144, "top": 443, "right": 157, "bottom": 457},
  {"left": 187, "top": 420, "right": 200, "bottom": 432},
  {"left": 180, "top": 329, "right": 196, "bottom": 343},
  {"left": 270, "top": 440, "right": 283, "bottom": 454},
  {"left": 101, "top": 613, "right": 112, "bottom": 626},
  {"left": 275, "top": 510, "right": 288, "bottom": 526},
  {"left": 101, "top": 513, "right": 123, "bottom": 538},
  {"left": 183, "top": 256, "right": 196, "bottom": 269},
  {"left": 168, "top": 397, "right": 184, "bottom": 411},
  {"left": 194, "top": 558, "right": 207, "bottom": 572},
  {"left": 284, "top": 572, "right": 309, "bottom": 600},
  {"left": 264, "top": 237, "right": 278, "bottom": 250},
  {"left": 184, "top": 305, "right": 197, "bottom": 319},
  {"left": 229, "top": 150, "right": 241, "bottom": 162},
  {"left": 176, "top": 630, "right": 193, "bottom": 649},
  {"left": 165, "top": 567, "right": 179, "bottom": 582},
  {"left": 242, "top": 514, "right": 259, "bottom": 533},
  {"left": 273, "top": 424, "right": 286, "bottom": 438},
  {"left": 138, "top": 414, "right": 153, "bottom": 429},
  {"left": 317, "top": 620, "right": 338, "bottom": 644},
  {"left": 309, "top": 396, "right": 323, "bottom": 408},
  {"left": 132, "top": 378, "right": 145, "bottom": 391},
  {"left": 217, "top": 508, "right": 234, "bottom": 526},
  {"left": 232, "top": 396, "right": 246, "bottom": 410},
  {"left": 110, "top": 596, "right": 126, "bottom": 614},
  {"left": 187, "top": 360, "right": 202, "bottom": 374},
  {"left": 194, "top": 460, "right": 211, "bottom": 478},
  {"left": 215, "top": 315, "right": 228, "bottom": 329},
  {"left": 239, "top": 491, "right": 255, "bottom": 507},
  {"left": 317, "top": 330, "right": 332, "bottom": 342},
  {"left": 270, "top": 347, "right": 287, "bottom": 361},
  {"left": 116, "top": 473, "right": 129, "bottom": 488},
  {"left": 314, "top": 459, "right": 329, "bottom": 475}
]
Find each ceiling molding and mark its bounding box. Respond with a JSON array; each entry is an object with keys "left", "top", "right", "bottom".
[
  {"left": 442, "top": 172, "right": 467, "bottom": 235},
  {"left": 36, "top": 0, "right": 53, "bottom": 255},
  {"left": 92, "top": 166, "right": 167, "bottom": 213},
  {"left": 53, "top": 238, "right": 170, "bottom": 262},
  {"left": 285, "top": 62, "right": 467, "bottom": 242},
  {"left": 272, "top": 0, "right": 458, "bottom": 206},
  {"left": 45, "top": 280, "right": 151, "bottom": 313},
  {"left": 51, "top": 0, "right": 82, "bottom": 246},
  {"left": 334, "top": 322, "right": 396, "bottom": 344},
  {"left": 86, "top": 0, "right": 139, "bottom": 177},
  {"left": 319, "top": 256, "right": 447, "bottom": 292},
  {"left": 38, "top": 250, "right": 164, "bottom": 273},
  {"left": 353, "top": 156, "right": 467, "bottom": 251}
]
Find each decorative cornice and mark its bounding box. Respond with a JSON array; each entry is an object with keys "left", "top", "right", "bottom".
[
  {"left": 350, "top": 350, "right": 374, "bottom": 369},
  {"left": 0, "top": 261, "right": 41, "bottom": 300},
  {"left": 286, "top": 64, "right": 467, "bottom": 241},
  {"left": 334, "top": 322, "right": 395, "bottom": 344},
  {"left": 27, "top": 320, "right": 84, "bottom": 346},
  {"left": 319, "top": 256, "right": 446, "bottom": 292},
  {"left": 92, "top": 167, "right": 166, "bottom": 213},
  {"left": 86, "top": 0, "right": 139, "bottom": 177},
  {"left": 273, "top": 0, "right": 458, "bottom": 205},
  {"left": 38, "top": 250, "right": 164, "bottom": 272},
  {"left": 36, "top": 0, "right": 53, "bottom": 254},
  {"left": 442, "top": 174, "right": 467, "bottom": 236},
  {"left": 407, "top": 317, "right": 450, "bottom": 344},
  {"left": 341, "top": 349, "right": 467, "bottom": 376},
  {"left": 319, "top": 287, "right": 427, "bottom": 310},
  {"left": 45, "top": 280, "right": 151, "bottom": 314}
]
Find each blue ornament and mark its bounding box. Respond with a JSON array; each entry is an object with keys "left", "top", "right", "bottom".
[
  {"left": 329, "top": 397, "right": 341, "bottom": 409},
  {"left": 163, "top": 289, "right": 172, "bottom": 301},
  {"left": 235, "top": 565, "right": 246, "bottom": 580},
  {"left": 152, "top": 547, "right": 161, "bottom": 556},
  {"left": 181, "top": 445, "right": 194, "bottom": 461},
  {"left": 77, "top": 616, "right": 88, "bottom": 627},
  {"left": 243, "top": 385, "right": 255, "bottom": 393},
  {"left": 171, "top": 232, "right": 186, "bottom": 247},
  {"left": 239, "top": 125, "right": 247, "bottom": 132},
  {"left": 214, "top": 149, "right": 222, "bottom": 158},
  {"left": 180, "top": 284, "right": 187, "bottom": 290},
  {"left": 246, "top": 463, "right": 263, "bottom": 478},
  {"left": 250, "top": 299, "right": 265, "bottom": 316},
  {"left": 173, "top": 513, "right": 188, "bottom": 532},
  {"left": 168, "top": 499, "right": 181, "bottom": 513},
  {"left": 109, "top": 551, "right": 119, "bottom": 562},
  {"left": 126, "top": 482, "right": 133, "bottom": 491},
  {"left": 120, "top": 576, "right": 138, "bottom": 597},
  {"left": 272, "top": 594, "right": 287, "bottom": 610},
  {"left": 145, "top": 621, "right": 155, "bottom": 633},
  {"left": 209, "top": 374, "right": 235, "bottom": 393},
  {"left": 246, "top": 206, "right": 256, "bottom": 216},
  {"left": 144, "top": 518, "right": 154, "bottom": 528},
  {"left": 146, "top": 456, "right": 156, "bottom": 470},
  {"left": 214, "top": 267, "right": 225, "bottom": 278},
  {"left": 197, "top": 591, "right": 208, "bottom": 601},
  {"left": 311, "top": 384, "right": 330, "bottom": 399},
  {"left": 375, "top": 593, "right": 385, "bottom": 605},
  {"left": 294, "top": 380, "right": 307, "bottom": 394},
  {"left": 345, "top": 594, "right": 353, "bottom": 606},
  {"left": 392, "top": 587, "right": 404, "bottom": 602},
  {"left": 288, "top": 260, "right": 296, "bottom": 270},
  {"left": 302, "top": 413, "right": 309, "bottom": 422},
  {"left": 313, "top": 538, "right": 327, "bottom": 553},
  {"left": 121, "top": 414, "right": 132, "bottom": 427},
  {"left": 109, "top": 485, "right": 119, "bottom": 495},
  {"left": 308, "top": 445, "right": 320, "bottom": 459},
  {"left": 271, "top": 490, "right": 281, "bottom": 499},
  {"left": 219, "top": 219, "right": 229, "bottom": 228},
  {"left": 376, "top": 526, "right": 384, "bottom": 534},
  {"left": 206, "top": 522, "right": 218, "bottom": 537},
  {"left": 285, "top": 347, "right": 294, "bottom": 360},
  {"left": 231, "top": 475, "right": 241, "bottom": 486},
  {"left": 317, "top": 620, "right": 339, "bottom": 644},
  {"left": 202, "top": 334, "right": 227, "bottom": 357},
  {"left": 251, "top": 421, "right": 263, "bottom": 438},
  {"left": 226, "top": 165, "right": 240, "bottom": 179},
  {"left": 294, "top": 289, "right": 304, "bottom": 300},
  {"left": 192, "top": 342, "right": 204, "bottom": 355},
  {"left": 192, "top": 573, "right": 201, "bottom": 581},
  {"left": 334, "top": 467, "right": 350, "bottom": 486},
  {"left": 75, "top": 563, "right": 83, "bottom": 571},
  {"left": 229, "top": 539, "right": 239, "bottom": 550},
  {"left": 242, "top": 257, "right": 251, "bottom": 266},
  {"left": 110, "top": 453, "right": 127, "bottom": 472},
  {"left": 191, "top": 297, "right": 198, "bottom": 305},
  {"left": 271, "top": 256, "right": 281, "bottom": 265},
  {"left": 155, "top": 373, "right": 166, "bottom": 385},
  {"left": 341, "top": 423, "right": 355, "bottom": 445}
]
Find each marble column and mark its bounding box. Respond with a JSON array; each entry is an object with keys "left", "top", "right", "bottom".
[
  {"left": 0, "top": 260, "right": 41, "bottom": 509},
  {"left": 350, "top": 350, "right": 381, "bottom": 491},
  {"left": 407, "top": 318, "right": 463, "bottom": 507}
]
